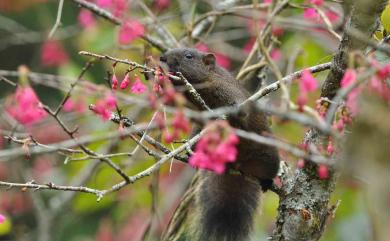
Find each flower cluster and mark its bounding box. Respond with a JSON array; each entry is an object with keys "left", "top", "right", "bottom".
[
  {"left": 40, "top": 40, "right": 69, "bottom": 67},
  {"left": 0, "top": 214, "right": 5, "bottom": 224},
  {"left": 112, "top": 72, "right": 147, "bottom": 94},
  {"left": 91, "top": 94, "right": 117, "bottom": 121},
  {"left": 118, "top": 20, "right": 145, "bottom": 45},
  {"left": 162, "top": 111, "right": 191, "bottom": 143},
  {"left": 78, "top": 9, "right": 96, "bottom": 29},
  {"left": 303, "top": 0, "right": 339, "bottom": 23},
  {"left": 189, "top": 121, "right": 239, "bottom": 174},
  {"left": 96, "top": 0, "right": 128, "bottom": 18},
  {"left": 6, "top": 86, "right": 47, "bottom": 125},
  {"left": 371, "top": 63, "right": 390, "bottom": 102}
]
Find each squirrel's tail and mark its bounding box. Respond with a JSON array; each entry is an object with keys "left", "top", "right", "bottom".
[
  {"left": 193, "top": 171, "right": 261, "bottom": 241},
  {"left": 161, "top": 171, "right": 261, "bottom": 241}
]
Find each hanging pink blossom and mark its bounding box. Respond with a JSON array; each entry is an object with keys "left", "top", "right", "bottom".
[
  {"left": 376, "top": 63, "right": 390, "bottom": 80},
  {"left": 91, "top": 94, "right": 117, "bottom": 121},
  {"left": 327, "top": 139, "right": 334, "bottom": 155},
  {"left": 340, "top": 69, "right": 357, "bottom": 88},
  {"left": 40, "top": 40, "right": 69, "bottom": 67},
  {"left": 63, "top": 99, "right": 75, "bottom": 112},
  {"left": 172, "top": 111, "right": 190, "bottom": 134},
  {"left": 63, "top": 98, "right": 86, "bottom": 113},
  {"left": 118, "top": 20, "right": 145, "bottom": 44},
  {"left": 340, "top": 69, "right": 360, "bottom": 115},
  {"left": 317, "top": 164, "right": 329, "bottom": 179},
  {"left": 189, "top": 120, "right": 239, "bottom": 174},
  {"left": 120, "top": 73, "right": 131, "bottom": 89},
  {"left": 297, "top": 159, "right": 305, "bottom": 169},
  {"left": 0, "top": 214, "right": 5, "bottom": 224},
  {"left": 111, "top": 74, "right": 118, "bottom": 89},
  {"left": 6, "top": 86, "right": 47, "bottom": 125},
  {"left": 131, "top": 75, "right": 147, "bottom": 94},
  {"left": 297, "top": 69, "right": 318, "bottom": 111},
  {"left": 78, "top": 9, "right": 96, "bottom": 29},
  {"left": 300, "top": 69, "right": 318, "bottom": 92},
  {"left": 162, "top": 110, "right": 191, "bottom": 143},
  {"left": 370, "top": 76, "right": 390, "bottom": 101},
  {"left": 155, "top": 0, "right": 171, "bottom": 10},
  {"left": 303, "top": 8, "right": 319, "bottom": 19},
  {"left": 264, "top": 0, "right": 272, "bottom": 4}
]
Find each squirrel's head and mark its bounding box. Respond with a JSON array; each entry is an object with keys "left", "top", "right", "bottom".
[{"left": 160, "top": 48, "right": 216, "bottom": 84}]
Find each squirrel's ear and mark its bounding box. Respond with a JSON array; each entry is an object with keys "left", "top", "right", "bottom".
[{"left": 202, "top": 53, "right": 216, "bottom": 66}]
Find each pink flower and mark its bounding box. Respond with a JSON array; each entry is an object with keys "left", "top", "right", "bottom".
[
  {"left": 327, "top": 140, "right": 334, "bottom": 155},
  {"left": 131, "top": 75, "right": 147, "bottom": 94},
  {"left": 91, "top": 94, "right": 117, "bottom": 121},
  {"left": 118, "top": 20, "right": 145, "bottom": 45},
  {"left": 264, "top": 0, "right": 272, "bottom": 4},
  {"left": 317, "top": 164, "right": 329, "bottom": 179},
  {"left": 172, "top": 111, "right": 190, "bottom": 134},
  {"left": 111, "top": 74, "right": 118, "bottom": 89},
  {"left": 341, "top": 69, "right": 360, "bottom": 115},
  {"left": 105, "top": 94, "right": 117, "bottom": 109},
  {"left": 243, "top": 38, "right": 256, "bottom": 54},
  {"left": 63, "top": 99, "right": 75, "bottom": 112},
  {"left": 296, "top": 70, "right": 317, "bottom": 111},
  {"left": 297, "top": 159, "right": 305, "bottom": 169},
  {"left": 6, "top": 86, "right": 47, "bottom": 125},
  {"left": 189, "top": 121, "right": 239, "bottom": 174},
  {"left": 309, "top": 0, "right": 324, "bottom": 6},
  {"left": 195, "top": 43, "right": 231, "bottom": 69},
  {"left": 155, "top": 0, "right": 171, "bottom": 10},
  {"left": 120, "top": 73, "right": 131, "bottom": 89},
  {"left": 96, "top": 0, "right": 113, "bottom": 8},
  {"left": 0, "top": 214, "right": 5, "bottom": 224},
  {"left": 325, "top": 10, "right": 340, "bottom": 23},
  {"left": 215, "top": 53, "right": 231, "bottom": 69},
  {"left": 112, "top": 0, "right": 128, "bottom": 18},
  {"left": 63, "top": 98, "right": 86, "bottom": 113},
  {"left": 377, "top": 63, "right": 390, "bottom": 80},
  {"left": 78, "top": 9, "right": 96, "bottom": 29},
  {"left": 300, "top": 69, "right": 318, "bottom": 92},
  {"left": 272, "top": 25, "right": 284, "bottom": 37},
  {"left": 41, "top": 40, "right": 69, "bottom": 67},
  {"left": 270, "top": 49, "right": 282, "bottom": 61},
  {"left": 195, "top": 43, "right": 209, "bottom": 52},
  {"left": 96, "top": 0, "right": 127, "bottom": 18},
  {"left": 303, "top": 8, "right": 319, "bottom": 19},
  {"left": 340, "top": 69, "right": 357, "bottom": 88}
]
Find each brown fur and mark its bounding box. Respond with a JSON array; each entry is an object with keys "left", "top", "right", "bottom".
[{"left": 160, "top": 48, "right": 280, "bottom": 241}]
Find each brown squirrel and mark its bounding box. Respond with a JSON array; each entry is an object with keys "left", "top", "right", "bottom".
[{"left": 160, "top": 48, "right": 280, "bottom": 241}]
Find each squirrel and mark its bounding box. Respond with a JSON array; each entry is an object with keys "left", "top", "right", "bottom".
[{"left": 159, "top": 48, "right": 280, "bottom": 241}]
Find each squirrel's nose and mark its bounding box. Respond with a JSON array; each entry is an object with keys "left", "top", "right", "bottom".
[{"left": 160, "top": 55, "right": 167, "bottom": 62}]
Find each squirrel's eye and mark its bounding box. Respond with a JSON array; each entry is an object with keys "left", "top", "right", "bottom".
[{"left": 185, "top": 53, "right": 193, "bottom": 59}]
